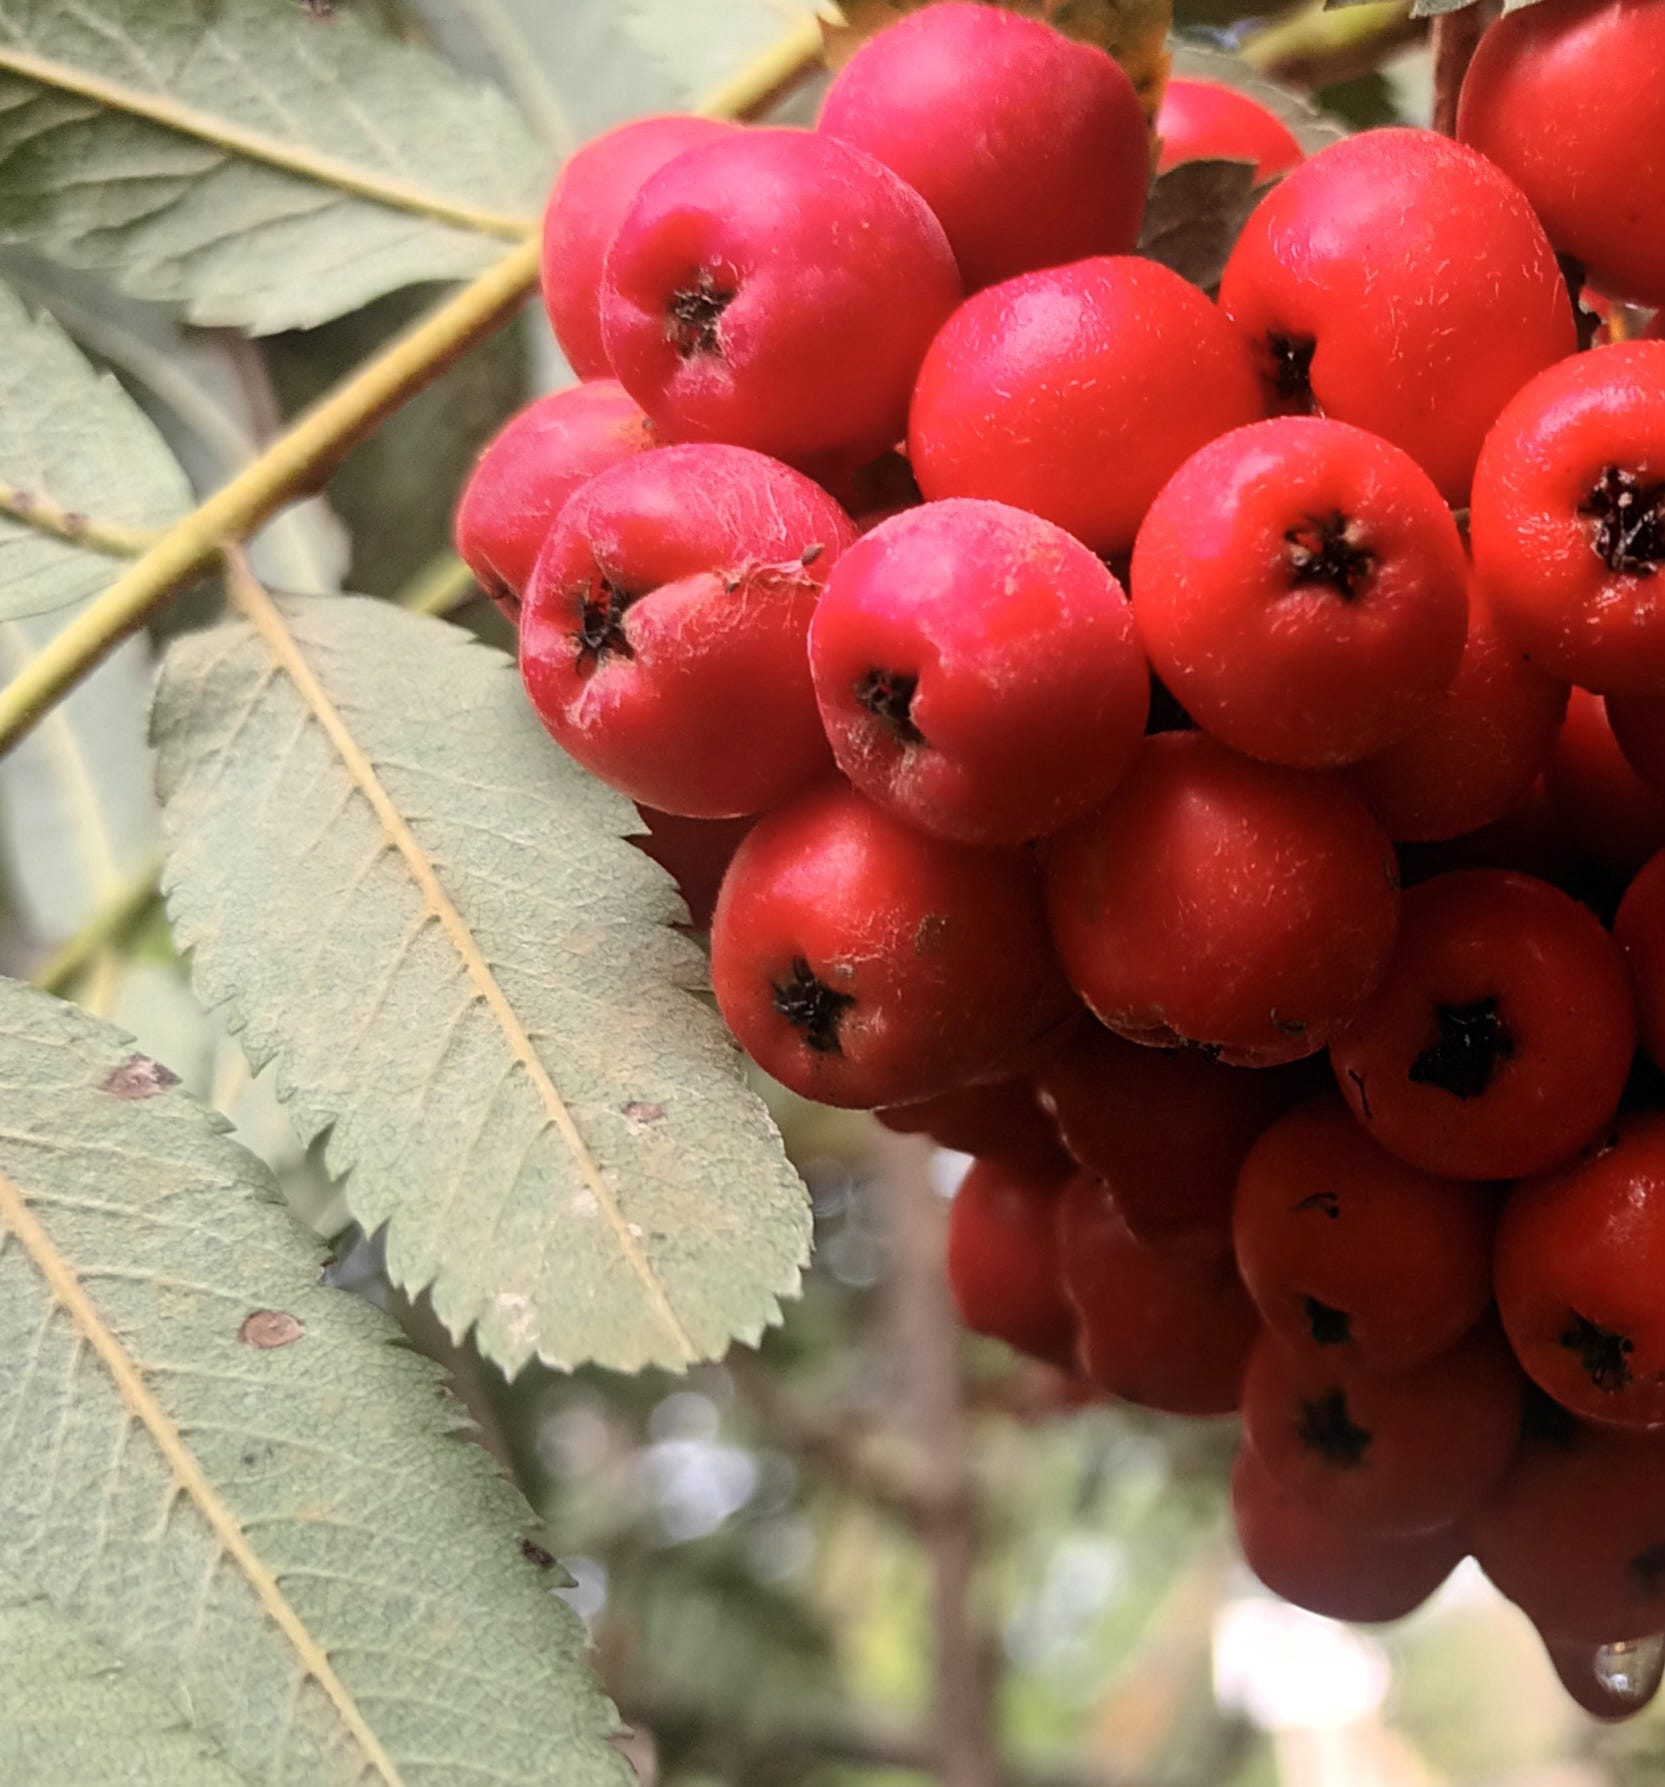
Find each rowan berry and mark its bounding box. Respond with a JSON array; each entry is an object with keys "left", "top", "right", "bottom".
[
  {"left": 947, "top": 1159, "right": 1077, "bottom": 1367},
  {"left": 1156, "top": 78, "right": 1303, "bottom": 183}
]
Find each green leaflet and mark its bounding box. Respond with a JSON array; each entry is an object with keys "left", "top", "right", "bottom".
[
  {"left": 153, "top": 586, "right": 809, "bottom": 1376},
  {"left": 0, "top": 976, "right": 630, "bottom": 1785}
]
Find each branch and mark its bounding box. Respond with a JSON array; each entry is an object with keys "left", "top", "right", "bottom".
[
  {"left": 1240, "top": 0, "right": 1420, "bottom": 89},
  {"left": 1431, "top": 8, "right": 1487, "bottom": 136},
  {"left": 0, "top": 482, "right": 157, "bottom": 559}
]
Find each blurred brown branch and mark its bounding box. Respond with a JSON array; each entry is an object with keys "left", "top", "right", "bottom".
[{"left": 1432, "top": 7, "right": 1488, "bottom": 135}]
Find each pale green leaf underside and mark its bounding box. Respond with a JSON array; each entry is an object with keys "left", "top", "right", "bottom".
[
  {"left": 153, "top": 593, "right": 809, "bottom": 1376},
  {"left": 0, "top": 1571, "right": 240, "bottom": 1785},
  {"left": 0, "top": 977, "right": 630, "bottom": 1785},
  {"left": 0, "top": 0, "right": 546, "bottom": 333}
]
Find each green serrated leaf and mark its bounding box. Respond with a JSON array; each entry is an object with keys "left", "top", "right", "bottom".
[
  {"left": 1168, "top": 44, "right": 1351, "bottom": 156},
  {"left": 0, "top": 0, "right": 545, "bottom": 334},
  {"left": 1409, "top": 0, "right": 1480, "bottom": 14},
  {"left": 153, "top": 584, "right": 809, "bottom": 1377},
  {"left": 0, "top": 976, "right": 630, "bottom": 1785},
  {"left": 1136, "top": 156, "right": 1265, "bottom": 294}
]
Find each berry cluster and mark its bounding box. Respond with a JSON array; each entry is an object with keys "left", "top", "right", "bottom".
[{"left": 454, "top": 0, "right": 1665, "bottom": 1706}]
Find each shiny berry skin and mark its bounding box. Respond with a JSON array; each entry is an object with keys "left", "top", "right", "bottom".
[
  {"left": 541, "top": 115, "right": 738, "bottom": 379},
  {"left": 1546, "top": 688, "right": 1665, "bottom": 876},
  {"left": 1038, "top": 1024, "right": 1319, "bottom": 1250},
  {"left": 710, "top": 782, "right": 1075, "bottom": 1110},
  {"left": 1243, "top": 1322, "right": 1522, "bottom": 1535},
  {"left": 1234, "top": 1098, "right": 1496, "bottom": 1373},
  {"left": 817, "top": 3, "right": 1149, "bottom": 292},
  {"left": 1219, "top": 129, "right": 1576, "bottom": 505},
  {"left": 909, "top": 257, "right": 1264, "bottom": 559},
  {"left": 1231, "top": 1441, "right": 1465, "bottom": 1624},
  {"left": 452, "top": 381, "right": 655, "bottom": 620},
  {"left": 1471, "top": 342, "right": 1665, "bottom": 696},
  {"left": 520, "top": 444, "right": 854, "bottom": 818},
  {"left": 1331, "top": 870, "right": 1637, "bottom": 1181},
  {"left": 1057, "top": 1175, "right": 1256, "bottom": 1416},
  {"left": 600, "top": 129, "right": 960, "bottom": 470},
  {"left": 1471, "top": 1424, "right": 1665, "bottom": 1644},
  {"left": 1156, "top": 78, "right": 1303, "bottom": 183},
  {"left": 946, "top": 1158, "right": 1076, "bottom": 1367},
  {"left": 1348, "top": 572, "right": 1569, "bottom": 843},
  {"left": 809, "top": 498, "right": 1149, "bottom": 844},
  {"left": 1131, "top": 417, "right": 1468, "bottom": 768},
  {"left": 875, "top": 1077, "right": 1074, "bottom": 1183},
  {"left": 1617, "top": 847, "right": 1665, "bottom": 1070},
  {"left": 1045, "top": 732, "right": 1400, "bottom": 1064},
  {"left": 1458, "top": 0, "right": 1665, "bottom": 308},
  {"left": 1496, "top": 1115, "right": 1665, "bottom": 1431}
]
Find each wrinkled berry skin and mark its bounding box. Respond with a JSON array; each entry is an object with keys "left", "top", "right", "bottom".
[
  {"left": 710, "top": 782, "right": 1076, "bottom": 1110},
  {"left": 1131, "top": 417, "right": 1468, "bottom": 769},
  {"left": 910, "top": 257, "right": 1263, "bottom": 559},
  {"left": 1471, "top": 343, "right": 1665, "bottom": 697},
  {"left": 601, "top": 130, "right": 961, "bottom": 471},
  {"left": 1458, "top": 0, "right": 1665, "bottom": 308},
  {"left": 520, "top": 444, "right": 855, "bottom": 818},
  {"left": 541, "top": 115, "right": 739, "bottom": 378},
  {"left": 817, "top": 2, "right": 1149, "bottom": 292},
  {"left": 809, "top": 498, "right": 1148, "bottom": 845},
  {"left": 946, "top": 1159, "right": 1077, "bottom": 1368},
  {"left": 1219, "top": 129, "right": 1576, "bottom": 505},
  {"left": 1045, "top": 732, "right": 1401, "bottom": 1064},
  {"left": 453, "top": 382, "right": 655, "bottom": 622},
  {"left": 1157, "top": 78, "right": 1303, "bottom": 183}
]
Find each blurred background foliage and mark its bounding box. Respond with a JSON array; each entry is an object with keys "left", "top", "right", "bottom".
[{"left": 4, "top": 1, "right": 1662, "bottom": 1783}]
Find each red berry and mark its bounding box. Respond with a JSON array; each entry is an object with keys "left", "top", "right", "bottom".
[
  {"left": 875, "top": 1077, "right": 1074, "bottom": 1183},
  {"left": 809, "top": 498, "right": 1149, "bottom": 845},
  {"left": 1045, "top": 732, "right": 1400, "bottom": 1064},
  {"left": 1607, "top": 691, "right": 1665, "bottom": 800},
  {"left": 519, "top": 444, "right": 853, "bottom": 819},
  {"left": 909, "top": 256, "right": 1263, "bottom": 559},
  {"left": 946, "top": 1158, "right": 1076, "bottom": 1367},
  {"left": 541, "top": 115, "right": 738, "bottom": 379},
  {"left": 1131, "top": 417, "right": 1468, "bottom": 768},
  {"left": 1348, "top": 571, "right": 1569, "bottom": 843},
  {"left": 629, "top": 806, "right": 753, "bottom": 933},
  {"left": 601, "top": 129, "right": 961, "bottom": 470},
  {"left": 1038, "top": 1024, "right": 1318, "bottom": 1250},
  {"left": 1546, "top": 688, "right": 1665, "bottom": 876},
  {"left": 1616, "top": 847, "right": 1665, "bottom": 1071},
  {"left": 1497, "top": 1114, "right": 1665, "bottom": 1431},
  {"left": 1458, "top": 0, "right": 1665, "bottom": 308},
  {"left": 1242, "top": 1322, "right": 1523, "bottom": 1535},
  {"left": 1231, "top": 1441, "right": 1465, "bottom": 1623},
  {"left": 1156, "top": 78, "right": 1303, "bottom": 183},
  {"left": 1218, "top": 128, "right": 1575, "bottom": 505},
  {"left": 1331, "top": 870, "right": 1637, "bottom": 1181},
  {"left": 1234, "top": 1097, "right": 1496, "bottom": 1373},
  {"left": 710, "top": 782, "right": 1074, "bottom": 1110},
  {"left": 817, "top": 3, "right": 1149, "bottom": 291},
  {"left": 452, "top": 381, "right": 655, "bottom": 620},
  {"left": 1057, "top": 1175, "right": 1257, "bottom": 1416},
  {"left": 1471, "top": 342, "right": 1665, "bottom": 696}
]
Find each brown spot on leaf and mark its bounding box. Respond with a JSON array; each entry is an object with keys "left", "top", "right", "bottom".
[
  {"left": 622, "top": 1100, "right": 666, "bottom": 1129},
  {"left": 239, "top": 1309, "right": 306, "bottom": 1349},
  {"left": 100, "top": 1054, "right": 180, "bottom": 1099},
  {"left": 521, "top": 1539, "right": 556, "bottom": 1571}
]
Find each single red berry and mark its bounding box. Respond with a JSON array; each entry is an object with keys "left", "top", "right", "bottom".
[
  {"left": 1243, "top": 1321, "right": 1523, "bottom": 1535},
  {"left": 1156, "top": 78, "right": 1303, "bottom": 183},
  {"left": 1331, "top": 870, "right": 1637, "bottom": 1181},
  {"left": 519, "top": 444, "right": 853, "bottom": 818},
  {"left": 909, "top": 257, "right": 1263, "bottom": 559},
  {"left": 809, "top": 498, "right": 1149, "bottom": 844},
  {"left": 1057, "top": 1174, "right": 1257, "bottom": 1416},
  {"left": 452, "top": 381, "right": 655, "bottom": 620},
  {"left": 1131, "top": 417, "right": 1468, "bottom": 768},
  {"left": 1617, "top": 847, "right": 1665, "bottom": 1071},
  {"left": 1471, "top": 343, "right": 1665, "bottom": 696},
  {"left": 817, "top": 2, "right": 1149, "bottom": 291},
  {"left": 1045, "top": 732, "right": 1400, "bottom": 1064},
  {"left": 1218, "top": 128, "right": 1576, "bottom": 505},
  {"left": 875, "top": 1077, "right": 1075, "bottom": 1183},
  {"left": 1231, "top": 1441, "right": 1465, "bottom": 1623},
  {"left": 710, "top": 782, "right": 1075, "bottom": 1110},
  {"left": 629, "top": 807, "right": 754, "bottom": 933},
  {"left": 1038, "top": 1024, "right": 1320, "bottom": 1250},
  {"left": 1348, "top": 571, "right": 1569, "bottom": 843},
  {"left": 540, "top": 115, "right": 739, "bottom": 379},
  {"left": 1471, "top": 1423, "right": 1665, "bottom": 1644},
  {"left": 1234, "top": 1097, "right": 1496, "bottom": 1372},
  {"left": 946, "top": 1158, "right": 1077, "bottom": 1367},
  {"left": 600, "top": 129, "right": 961, "bottom": 470},
  {"left": 1608, "top": 691, "right": 1665, "bottom": 801},
  {"left": 1546, "top": 688, "right": 1665, "bottom": 877},
  {"left": 1457, "top": 0, "right": 1665, "bottom": 308},
  {"left": 1497, "top": 1114, "right": 1665, "bottom": 1431}
]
